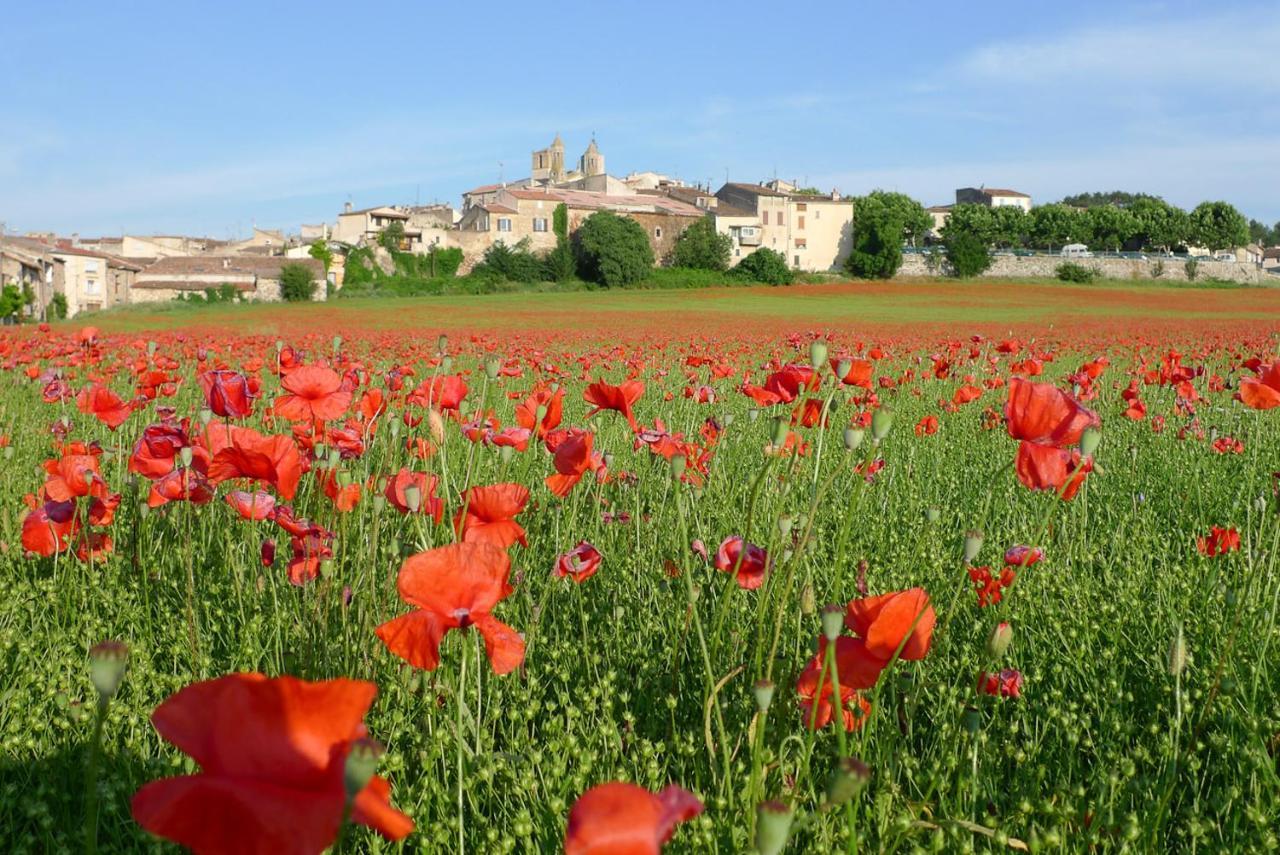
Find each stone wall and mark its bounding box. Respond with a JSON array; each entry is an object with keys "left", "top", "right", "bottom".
[{"left": 897, "top": 253, "right": 1267, "bottom": 284}]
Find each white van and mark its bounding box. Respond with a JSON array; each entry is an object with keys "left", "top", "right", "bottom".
[{"left": 1060, "top": 244, "right": 1092, "bottom": 258}]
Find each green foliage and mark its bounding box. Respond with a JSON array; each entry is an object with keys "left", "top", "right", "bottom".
[
  {"left": 943, "top": 230, "right": 992, "bottom": 278},
  {"left": 393, "top": 246, "right": 464, "bottom": 279},
  {"left": 49, "top": 292, "right": 68, "bottom": 319},
  {"left": 1184, "top": 259, "right": 1199, "bottom": 281},
  {"left": 670, "top": 217, "right": 731, "bottom": 271},
  {"left": 545, "top": 204, "right": 577, "bottom": 282},
  {"left": 1151, "top": 260, "right": 1165, "bottom": 278},
  {"left": 939, "top": 203, "right": 999, "bottom": 248},
  {"left": 845, "top": 194, "right": 904, "bottom": 279},
  {"left": 176, "top": 284, "right": 240, "bottom": 305},
  {"left": 1060, "top": 190, "right": 1160, "bottom": 208},
  {"left": 991, "top": 205, "right": 1029, "bottom": 249},
  {"left": 1084, "top": 205, "right": 1137, "bottom": 252},
  {"left": 378, "top": 221, "right": 406, "bottom": 251},
  {"left": 573, "top": 211, "right": 654, "bottom": 287},
  {"left": 472, "top": 239, "right": 549, "bottom": 284},
  {"left": 1128, "top": 197, "right": 1190, "bottom": 252},
  {"left": 733, "top": 248, "right": 793, "bottom": 285},
  {"left": 279, "top": 263, "right": 317, "bottom": 302},
  {"left": 1028, "top": 203, "right": 1082, "bottom": 249},
  {"left": 308, "top": 241, "right": 333, "bottom": 271},
  {"left": 1190, "top": 201, "right": 1249, "bottom": 253},
  {"left": 1055, "top": 262, "right": 1098, "bottom": 283},
  {"left": 1247, "top": 219, "right": 1279, "bottom": 247},
  {"left": 0, "top": 284, "right": 27, "bottom": 319},
  {"left": 855, "top": 191, "right": 931, "bottom": 247}
]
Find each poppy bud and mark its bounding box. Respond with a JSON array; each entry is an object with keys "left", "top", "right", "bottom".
[
  {"left": 755, "top": 801, "right": 794, "bottom": 855},
  {"left": 88, "top": 640, "right": 129, "bottom": 703},
  {"left": 962, "top": 705, "right": 982, "bottom": 735},
  {"left": 500, "top": 445, "right": 514, "bottom": 463},
  {"left": 343, "top": 737, "right": 384, "bottom": 800},
  {"left": 332, "top": 335, "right": 343, "bottom": 354},
  {"left": 820, "top": 604, "right": 844, "bottom": 641},
  {"left": 442, "top": 356, "right": 453, "bottom": 373},
  {"left": 1167, "top": 624, "right": 1187, "bottom": 677},
  {"left": 924, "top": 507, "right": 941, "bottom": 524},
  {"left": 436, "top": 334, "right": 448, "bottom": 355},
  {"left": 986, "top": 622, "right": 1013, "bottom": 658},
  {"left": 261, "top": 538, "right": 276, "bottom": 567},
  {"left": 319, "top": 559, "right": 335, "bottom": 579},
  {"left": 337, "top": 470, "right": 353, "bottom": 487},
  {"left": 688, "top": 584, "right": 701, "bottom": 603},
  {"left": 313, "top": 443, "right": 329, "bottom": 461},
  {"left": 146, "top": 340, "right": 157, "bottom": 357},
  {"left": 800, "top": 584, "right": 816, "bottom": 616},
  {"left": 778, "top": 515, "right": 795, "bottom": 537},
  {"left": 535, "top": 403, "right": 548, "bottom": 423},
  {"left": 403, "top": 484, "right": 422, "bottom": 514},
  {"left": 748, "top": 407, "right": 760, "bottom": 422},
  {"left": 484, "top": 357, "right": 501, "bottom": 380},
  {"left": 843, "top": 427, "right": 865, "bottom": 451},
  {"left": 826, "top": 757, "right": 871, "bottom": 808},
  {"left": 1080, "top": 426, "right": 1102, "bottom": 458},
  {"left": 870, "top": 405, "right": 894, "bottom": 442},
  {"left": 138, "top": 502, "right": 150, "bottom": 519},
  {"left": 372, "top": 496, "right": 386, "bottom": 514},
  {"left": 809, "top": 340, "right": 828, "bottom": 368},
  {"left": 388, "top": 417, "right": 401, "bottom": 438},
  {"left": 670, "top": 454, "right": 687, "bottom": 481},
  {"left": 275, "top": 339, "right": 284, "bottom": 353},
  {"left": 179, "top": 447, "right": 194, "bottom": 469},
  {"left": 963, "top": 530, "right": 984, "bottom": 563},
  {"left": 771, "top": 416, "right": 789, "bottom": 449},
  {"left": 2, "top": 447, "right": 11, "bottom": 460},
  {"left": 752, "top": 679, "right": 775, "bottom": 713},
  {"left": 836, "top": 358, "right": 853, "bottom": 380},
  {"left": 327, "top": 448, "right": 341, "bottom": 468},
  {"left": 428, "top": 411, "right": 446, "bottom": 443}
]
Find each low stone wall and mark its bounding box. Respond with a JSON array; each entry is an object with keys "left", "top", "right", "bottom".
[{"left": 897, "top": 253, "right": 1267, "bottom": 284}]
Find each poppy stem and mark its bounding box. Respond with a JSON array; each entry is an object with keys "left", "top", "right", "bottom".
[{"left": 82, "top": 696, "right": 107, "bottom": 855}]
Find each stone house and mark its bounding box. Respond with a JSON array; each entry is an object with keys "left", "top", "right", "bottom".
[
  {"left": 333, "top": 205, "right": 423, "bottom": 250},
  {"left": 48, "top": 245, "right": 140, "bottom": 316},
  {"left": 0, "top": 238, "right": 63, "bottom": 319},
  {"left": 131, "top": 256, "right": 327, "bottom": 303},
  {"left": 955, "top": 187, "right": 1032, "bottom": 212},
  {"left": 715, "top": 182, "right": 853, "bottom": 272}
]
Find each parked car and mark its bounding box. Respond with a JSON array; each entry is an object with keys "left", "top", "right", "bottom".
[
  {"left": 1060, "top": 244, "right": 1092, "bottom": 258},
  {"left": 1214, "top": 252, "right": 1236, "bottom": 262}
]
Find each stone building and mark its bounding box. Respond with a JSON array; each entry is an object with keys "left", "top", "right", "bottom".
[
  {"left": 131, "top": 256, "right": 326, "bottom": 303},
  {"left": 715, "top": 182, "right": 853, "bottom": 272},
  {"left": 955, "top": 187, "right": 1032, "bottom": 212}
]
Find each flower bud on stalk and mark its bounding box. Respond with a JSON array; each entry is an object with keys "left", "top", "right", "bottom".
[
  {"left": 870, "top": 405, "right": 894, "bottom": 442},
  {"left": 89, "top": 641, "right": 129, "bottom": 704},
  {"left": 800, "top": 584, "right": 816, "bottom": 616},
  {"left": 826, "top": 757, "right": 871, "bottom": 808},
  {"left": 755, "top": 801, "right": 795, "bottom": 855},
  {"left": 962, "top": 705, "right": 982, "bottom": 736},
  {"left": 436, "top": 334, "right": 448, "bottom": 355},
  {"left": 500, "top": 445, "right": 514, "bottom": 463},
  {"left": 146, "top": 340, "right": 158, "bottom": 357},
  {"left": 753, "top": 680, "right": 775, "bottom": 713},
  {"left": 199, "top": 407, "right": 213, "bottom": 427},
  {"left": 986, "top": 622, "right": 1013, "bottom": 658},
  {"left": 332, "top": 335, "right": 343, "bottom": 355},
  {"left": 403, "top": 484, "right": 422, "bottom": 514},
  {"left": 924, "top": 507, "right": 941, "bottom": 524},
  {"left": 179, "top": 447, "right": 194, "bottom": 469},
  {"left": 670, "top": 454, "right": 687, "bottom": 481},
  {"left": 748, "top": 407, "right": 760, "bottom": 422},
  {"left": 771, "top": 416, "right": 789, "bottom": 449},
  {"left": 1168, "top": 624, "right": 1187, "bottom": 677},
  {"left": 836, "top": 359, "right": 853, "bottom": 381},
  {"left": 343, "top": 738, "right": 384, "bottom": 800},
  {"left": 963, "top": 530, "right": 984, "bottom": 563},
  {"left": 809, "top": 340, "right": 829, "bottom": 369},
  {"left": 1080, "top": 426, "right": 1102, "bottom": 458},
  {"left": 441, "top": 356, "right": 453, "bottom": 374},
  {"left": 820, "top": 604, "right": 845, "bottom": 641},
  {"left": 843, "top": 427, "right": 865, "bottom": 452},
  {"left": 484, "top": 357, "right": 501, "bottom": 380}
]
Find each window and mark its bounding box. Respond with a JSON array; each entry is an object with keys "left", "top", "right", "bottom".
[
  {"left": 762, "top": 211, "right": 769, "bottom": 226},
  {"left": 498, "top": 218, "right": 512, "bottom": 232},
  {"left": 795, "top": 239, "right": 807, "bottom": 249},
  {"left": 796, "top": 203, "right": 807, "bottom": 212},
  {"left": 533, "top": 218, "right": 548, "bottom": 232},
  {"left": 740, "top": 227, "right": 757, "bottom": 237},
  {"left": 777, "top": 212, "right": 785, "bottom": 227},
  {"left": 654, "top": 227, "right": 663, "bottom": 238},
  {"left": 815, "top": 210, "right": 821, "bottom": 220},
  {"left": 794, "top": 255, "right": 801, "bottom": 266},
  {"left": 798, "top": 216, "right": 805, "bottom": 230},
  {"left": 85, "top": 278, "right": 100, "bottom": 294}
]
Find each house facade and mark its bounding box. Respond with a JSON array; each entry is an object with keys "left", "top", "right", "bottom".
[
  {"left": 333, "top": 205, "right": 422, "bottom": 250},
  {"left": 49, "top": 246, "right": 140, "bottom": 316},
  {"left": 131, "top": 256, "right": 327, "bottom": 303},
  {"left": 955, "top": 187, "right": 1033, "bottom": 212},
  {"left": 715, "top": 182, "right": 853, "bottom": 271}
]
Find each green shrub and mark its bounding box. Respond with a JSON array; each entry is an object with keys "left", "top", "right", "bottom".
[
  {"left": 279, "top": 263, "right": 317, "bottom": 302},
  {"left": 1151, "top": 260, "right": 1165, "bottom": 278},
  {"left": 472, "top": 239, "right": 549, "bottom": 283},
  {"left": 378, "top": 221, "right": 406, "bottom": 251},
  {"left": 944, "top": 231, "right": 992, "bottom": 278},
  {"left": 670, "top": 217, "right": 731, "bottom": 271},
  {"left": 1055, "top": 262, "right": 1097, "bottom": 283},
  {"left": 50, "top": 293, "right": 68, "bottom": 320},
  {"left": 545, "top": 204, "right": 576, "bottom": 282},
  {"left": 574, "top": 211, "right": 654, "bottom": 287},
  {"left": 1184, "top": 259, "right": 1199, "bottom": 281},
  {"left": 733, "top": 248, "right": 793, "bottom": 285},
  {"left": 845, "top": 194, "right": 906, "bottom": 278}
]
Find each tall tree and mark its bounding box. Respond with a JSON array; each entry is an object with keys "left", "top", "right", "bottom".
[
  {"left": 1084, "top": 205, "right": 1136, "bottom": 252},
  {"left": 670, "top": 217, "right": 731, "bottom": 271},
  {"left": 1190, "top": 201, "right": 1249, "bottom": 253},
  {"left": 1029, "top": 203, "right": 1081, "bottom": 249},
  {"left": 845, "top": 193, "right": 905, "bottom": 279}
]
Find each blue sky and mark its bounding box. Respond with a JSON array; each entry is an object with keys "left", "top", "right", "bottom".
[{"left": 3, "top": 0, "right": 1277, "bottom": 237}]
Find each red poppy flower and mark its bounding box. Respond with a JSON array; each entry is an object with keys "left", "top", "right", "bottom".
[
  {"left": 409, "top": 375, "right": 468, "bottom": 412},
  {"left": 129, "top": 423, "right": 194, "bottom": 480},
  {"left": 831, "top": 356, "right": 873, "bottom": 388},
  {"left": 554, "top": 541, "right": 603, "bottom": 583},
  {"left": 978, "top": 668, "right": 1023, "bottom": 699},
  {"left": 455, "top": 483, "right": 529, "bottom": 549},
  {"left": 226, "top": 490, "right": 277, "bottom": 521},
  {"left": 1004, "top": 378, "right": 1099, "bottom": 498},
  {"left": 1003, "top": 544, "right": 1043, "bottom": 568},
  {"left": 914, "top": 415, "right": 939, "bottom": 436},
  {"left": 148, "top": 468, "right": 215, "bottom": 508},
  {"left": 515, "top": 386, "right": 564, "bottom": 438},
  {"left": 275, "top": 366, "right": 352, "bottom": 422},
  {"left": 21, "top": 500, "right": 78, "bottom": 557},
  {"left": 130, "top": 673, "right": 412, "bottom": 855},
  {"left": 584, "top": 379, "right": 645, "bottom": 432},
  {"left": 546, "top": 429, "right": 596, "bottom": 498},
  {"left": 375, "top": 542, "right": 525, "bottom": 674},
  {"left": 564, "top": 782, "right": 703, "bottom": 855},
  {"left": 76, "top": 384, "right": 133, "bottom": 430},
  {"left": 199, "top": 369, "right": 256, "bottom": 419},
  {"left": 207, "top": 426, "right": 303, "bottom": 501},
  {"left": 1238, "top": 362, "right": 1280, "bottom": 410},
  {"left": 713, "top": 536, "right": 768, "bottom": 590},
  {"left": 1197, "top": 526, "right": 1241, "bottom": 557},
  {"left": 844, "top": 588, "right": 935, "bottom": 661},
  {"left": 383, "top": 468, "right": 444, "bottom": 521},
  {"left": 795, "top": 639, "right": 877, "bottom": 732}
]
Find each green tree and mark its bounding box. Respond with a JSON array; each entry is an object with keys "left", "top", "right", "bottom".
[
  {"left": 856, "top": 190, "right": 931, "bottom": 247},
  {"left": 733, "top": 248, "right": 793, "bottom": 285},
  {"left": 573, "top": 211, "right": 654, "bottom": 287},
  {"left": 1060, "top": 190, "right": 1158, "bottom": 208},
  {"left": 1128, "top": 197, "right": 1189, "bottom": 253},
  {"left": 944, "top": 230, "right": 992, "bottom": 278},
  {"left": 50, "top": 293, "right": 68, "bottom": 319},
  {"left": 1190, "top": 201, "right": 1249, "bottom": 253},
  {"left": 939, "top": 203, "right": 999, "bottom": 247},
  {"left": 1084, "top": 205, "right": 1136, "bottom": 252},
  {"left": 670, "top": 217, "right": 731, "bottom": 271},
  {"left": 473, "top": 238, "right": 548, "bottom": 283},
  {"left": 378, "top": 221, "right": 406, "bottom": 251},
  {"left": 845, "top": 194, "right": 904, "bottom": 279},
  {"left": 308, "top": 240, "right": 333, "bottom": 271},
  {"left": 1029, "top": 203, "right": 1081, "bottom": 249},
  {"left": 545, "top": 203, "right": 576, "bottom": 281},
  {"left": 279, "top": 263, "right": 317, "bottom": 301},
  {"left": 991, "top": 205, "right": 1029, "bottom": 249}
]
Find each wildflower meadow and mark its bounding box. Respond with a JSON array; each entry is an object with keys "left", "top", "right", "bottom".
[{"left": 2, "top": 287, "right": 1280, "bottom": 853}]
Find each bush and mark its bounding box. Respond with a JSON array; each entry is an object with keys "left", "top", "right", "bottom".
[
  {"left": 1055, "top": 262, "right": 1097, "bottom": 283},
  {"left": 670, "top": 217, "right": 731, "bottom": 271},
  {"left": 279, "top": 263, "right": 318, "bottom": 302},
  {"left": 1151, "top": 260, "right": 1165, "bottom": 278},
  {"left": 472, "top": 239, "right": 549, "bottom": 283},
  {"left": 845, "top": 205, "right": 904, "bottom": 279},
  {"left": 50, "top": 293, "right": 68, "bottom": 320},
  {"left": 395, "top": 246, "right": 463, "bottom": 279},
  {"left": 574, "top": 211, "right": 654, "bottom": 287},
  {"left": 546, "top": 204, "right": 576, "bottom": 281},
  {"left": 944, "top": 231, "right": 992, "bottom": 278},
  {"left": 1184, "top": 259, "right": 1199, "bottom": 281},
  {"left": 733, "top": 248, "right": 793, "bottom": 285},
  {"left": 378, "top": 221, "right": 406, "bottom": 251}
]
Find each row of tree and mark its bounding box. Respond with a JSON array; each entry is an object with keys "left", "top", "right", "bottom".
[{"left": 844, "top": 190, "right": 1260, "bottom": 280}]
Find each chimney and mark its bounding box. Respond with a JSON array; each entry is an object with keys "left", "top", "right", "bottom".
[{"left": 343, "top": 201, "right": 353, "bottom": 214}]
